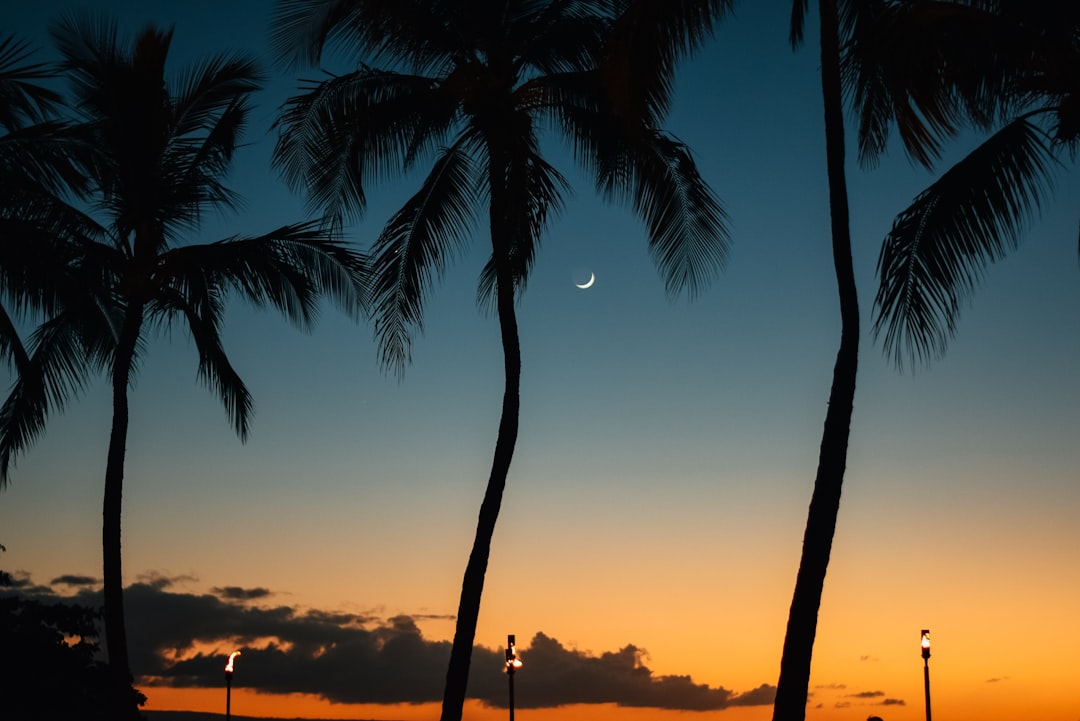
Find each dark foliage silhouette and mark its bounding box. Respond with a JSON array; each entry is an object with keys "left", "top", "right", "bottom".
[
  {"left": 0, "top": 15, "right": 368, "bottom": 719},
  {"left": 0, "top": 588, "right": 146, "bottom": 719},
  {"left": 845, "top": 0, "right": 1080, "bottom": 368}
]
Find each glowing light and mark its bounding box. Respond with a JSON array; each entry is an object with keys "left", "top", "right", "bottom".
[
  {"left": 921, "top": 630, "right": 931, "bottom": 660},
  {"left": 505, "top": 636, "right": 523, "bottom": 673},
  {"left": 226, "top": 650, "right": 242, "bottom": 673}
]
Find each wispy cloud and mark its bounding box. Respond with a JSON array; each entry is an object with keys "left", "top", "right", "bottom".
[
  {"left": 841, "top": 689, "right": 905, "bottom": 707},
  {"left": 50, "top": 574, "right": 100, "bottom": 587},
  {"left": 5, "top": 575, "right": 774, "bottom": 711},
  {"left": 210, "top": 586, "right": 273, "bottom": 602}
]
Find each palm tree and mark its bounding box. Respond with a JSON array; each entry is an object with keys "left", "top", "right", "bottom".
[
  {"left": 843, "top": 0, "right": 1078, "bottom": 367},
  {"left": 0, "top": 16, "right": 367, "bottom": 719},
  {"left": 772, "top": 1, "right": 860, "bottom": 719},
  {"left": 271, "top": 2, "right": 731, "bottom": 720},
  {"left": 773, "top": 2, "right": 1079, "bottom": 716}
]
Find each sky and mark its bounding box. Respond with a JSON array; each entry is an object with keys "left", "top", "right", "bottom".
[{"left": 2, "top": 2, "right": 1079, "bottom": 721}]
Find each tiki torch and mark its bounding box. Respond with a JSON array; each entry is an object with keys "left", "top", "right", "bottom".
[
  {"left": 225, "top": 650, "right": 241, "bottom": 721},
  {"left": 920, "top": 630, "right": 932, "bottom": 721},
  {"left": 505, "top": 634, "right": 523, "bottom": 721}
]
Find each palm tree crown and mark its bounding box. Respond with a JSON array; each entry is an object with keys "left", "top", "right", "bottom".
[
  {"left": 273, "top": 0, "right": 731, "bottom": 374},
  {"left": 844, "top": 0, "right": 1079, "bottom": 368}
]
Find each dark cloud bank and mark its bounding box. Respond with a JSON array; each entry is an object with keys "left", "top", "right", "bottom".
[{"left": 5, "top": 576, "right": 774, "bottom": 711}]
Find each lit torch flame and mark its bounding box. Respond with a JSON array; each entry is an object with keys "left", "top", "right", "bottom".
[
  {"left": 505, "top": 644, "right": 523, "bottom": 673},
  {"left": 226, "top": 650, "right": 241, "bottom": 673}
]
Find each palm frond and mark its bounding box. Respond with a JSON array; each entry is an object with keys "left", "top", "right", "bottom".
[
  {"left": 163, "top": 95, "right": 251, "bottom": 230},
  {"left": 0, "top": 119, "right": 95, "bottom": 197},
  {"left": 174, "top": 296, "right": 254, "bottom": 440},
  {"left": 873, "top": 116, "right": 1057, "bottom": 369},
  {"left": 158, "top": 221, "right": 369, "bottom": 333},
  {"left": 790, "top": 0, "right": 810, "bottom": 48},
  {"left": 0, "top": 304, "right": 31, "bottom": 373},
  {"left": 0, "top": 310, "right": 103, "bottom": 483},
  {"left": 601, "top": 0, "right": 733, "bottom": 124},
  {"left": 164, "top": 53, "right": 263, "bottom": 226},
  {"left": 598, "top": 129, "right": 729, "bottom": 299},
  {"left": 370, "top": 140, "right": 479, "bottom": 376},
  {"left": 170, "top": 53, "right": 263, "bottom": 139},
  {"left": 0, "top": 34, "right": 64, "bottom": 130},
  {"left": 477, "top": 139, "right": 570, "bottom": 312},
  {"left": 0, "top": 197, "right": 113, "bottom": 320},
  {"left": 507, "top": 1, "right": 609, "bottom": 77},
  {"left": 844, "top": 1, "right": 1025, "bottom": 170},
  {"left": 274, "top": 67, "right": 451, "bottom": 224},
  {"left": 49, "top": 12, "right": 122, "bottom": 95},
  {"left": 273, "top": 0, "right": 458, "bottom": 73}
]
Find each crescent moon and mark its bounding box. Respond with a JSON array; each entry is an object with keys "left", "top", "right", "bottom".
[{"left": 575, "top": 272, "right": 595, "bottom": 289}]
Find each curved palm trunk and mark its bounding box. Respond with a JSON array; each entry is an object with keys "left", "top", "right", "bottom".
[
  {"left": 440, "top": 152, "right": 522, "bottom": 721},
  {"left": 772, "top": 0, "right": 859, "bottom": 719},
  {"left": 103, "top": 304, "right": 143, "bottom": 721}
]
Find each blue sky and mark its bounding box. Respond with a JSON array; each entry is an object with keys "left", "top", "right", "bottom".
[{"left": 3, "top": 2, "right": 1079, "bottom": 721}]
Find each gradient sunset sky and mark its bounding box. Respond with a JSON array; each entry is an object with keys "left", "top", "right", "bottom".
[{"left": 2, "top": 2, "right": 1079, "bottom": 721}]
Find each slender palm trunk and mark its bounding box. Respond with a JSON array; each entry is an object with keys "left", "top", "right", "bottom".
[
  {"left": 440, "top": 152, "right": 522, "bottom": 721},
  {"left": 103, "top": 304, "right": 143, "bottom": 721},
  {"left": 772, "top": 0, "right": 859, "bottom": 718}
]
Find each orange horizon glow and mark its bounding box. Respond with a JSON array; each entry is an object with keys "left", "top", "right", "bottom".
[{"left": 139, "top": 688, "right": 777, "bottom": 721}]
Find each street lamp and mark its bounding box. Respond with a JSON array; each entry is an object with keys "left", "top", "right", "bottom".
[
  {"left": 920, "top": 630, "right": 932, "bottom": 721},
  {"left": 505, "top": 634, "right": 523, "bottom": 721},
  {"left": 225, "top": 650, "right": 241, "bottom": 721}
]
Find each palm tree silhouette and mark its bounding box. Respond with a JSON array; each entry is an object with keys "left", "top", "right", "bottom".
[
  {"left": 845, "top": 0, "right": 1079, "bottom": 367},
  {"left": 271, "top": 2, "right": 732, "bottom": 719},
  {"left": 772, "top": 1, "right": 860, "bottom": 719},
  {"left": 771, "top": 3, "right": 1079, "bottom": 717},
  {"left": 0, "top": 16, "right": 367, "bottom": 719}
]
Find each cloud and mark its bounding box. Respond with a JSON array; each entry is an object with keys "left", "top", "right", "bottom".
[
  {"left": 135, "top": 571, "right": 198, "bottom": 590},
  {"left": 211, "top": 586, "right": 273, "bottom": 602},
  {"left": 488, "top": 632, "right": 776, "bottom": 710},
  {"left": 841, "top": 690, "right": 905, "bottom": 707},
  {"left": 50, "top": 574, "right": 100, "bottom": 587},
  {"left": 3, "top": 576, "right": 773, "bottom": 711},
  {"left": 986, "top": 676, "right": 1010, "bottom": 684}
]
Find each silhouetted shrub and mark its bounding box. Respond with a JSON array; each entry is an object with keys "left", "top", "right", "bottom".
[{"left": 0, "top": 592, "right": 146, "bottom": 720}]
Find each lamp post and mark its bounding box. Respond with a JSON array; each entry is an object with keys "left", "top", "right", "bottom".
[
  {"left": 920, "top": 630, "right": 932, "bottom": 721},
  {"left": 225, "top": 650, "right": 241, "bottom": 721},
  {"left": 505, "top": 634, "right": 523, "bottom": 721}
]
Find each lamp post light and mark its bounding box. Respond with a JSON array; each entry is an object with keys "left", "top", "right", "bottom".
[
  {"left": 225, "top": 650, "right": 241, "bottom": 721},
  {"left": 505, "top": 634, "right": 523, "bottom": 721},
  {"left": 920, "top": 630, "right": 932, "bottom": 721}
]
